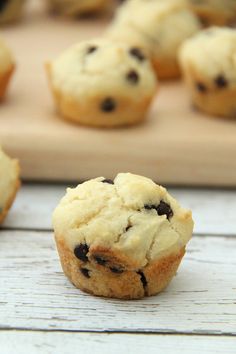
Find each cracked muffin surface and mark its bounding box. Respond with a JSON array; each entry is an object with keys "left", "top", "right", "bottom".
[{"left": 53, "top": 173, "right": 193, "bottom": 299}]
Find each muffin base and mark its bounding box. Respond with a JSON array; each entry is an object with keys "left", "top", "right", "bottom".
[
  {"left": 192, "top": 87, "right": 236, "bottom": 118},
  {"left": 182, "top": 66, "right": 236, "bottom": 118},
  {"left": 55, "top": 237, "right": 185, "bottom": 299},
  {"left": 152, "top": 58, "right": 180, "bottom": 80},
  {"left": 190, "top": 8, "right": 236, "bottom": 26},
  {"left": 0, "top": 66, "right": 14, "bottom": 100},
  {"left": 47, "top": 0, "right": 111, "bottom": 16},
  {"left": 46, "top": 63, "right": 155, "bottom": 128},
  {"left": 0, "top": 168, "right": 20, "bottom": 224}
]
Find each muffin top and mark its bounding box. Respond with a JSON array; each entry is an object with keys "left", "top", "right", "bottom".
[
  {"left": 53, "top": 173, "right": 193, "bottom": 270},
  {"left": 0, "top": 36, "right": 14, "bottom": 74},
  {"left": 48, "top": 38, "right": 157, "bottom": 102},
  {"left": 179, "top": 27, "right": 236, "bottom": 86}
]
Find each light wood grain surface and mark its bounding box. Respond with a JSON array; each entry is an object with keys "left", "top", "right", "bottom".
[
  {"left": 1, "top": 230, "right": 235, "bottom": 334},
  {"left": 1, "top": 1, "right": 236, "bottom": 186},
  {"left": 0, "top": 184, "right": 236, "bottom": 353},
  {"left": 1, "top": 332, "right": 236, "bottom": 354}
]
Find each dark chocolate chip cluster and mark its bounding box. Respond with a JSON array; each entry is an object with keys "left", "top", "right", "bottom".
[
  {"left": 74, "top": 243, "right": 125, "bottom": 276},
  {"left": 144, "top": 200, "right": 173, "bottom": 220}
]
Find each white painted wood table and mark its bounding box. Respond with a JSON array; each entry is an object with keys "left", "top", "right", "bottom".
[{"left": 1, "top": 183, "right": 236, "bottom": 354}]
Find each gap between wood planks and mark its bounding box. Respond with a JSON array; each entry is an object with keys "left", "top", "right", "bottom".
[{"left": 0, "top": 328, "right": 236, "bottom": 337}]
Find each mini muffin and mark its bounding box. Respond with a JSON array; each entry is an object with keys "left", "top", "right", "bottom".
[
  {"left": 53, "top": 173, "right": 193, "bottom": 299},
  {"left": 0, "top": 0, "right": 25, "bottom": 25},
  {"left": 106, "top": 0, "right": 202, "bottom": 79},
  {"left": 46, "top": 38, "right": 158, "bottom": 127},
  {"left": 46, "top": 0, "right": 111, "bottom": 17},
  {"left": 187, "top": 0, "right": 236, "bottom": 26},
  {"left": 0, "top": 147, "right": 20, "bottom": 224},
  {"left": 0, "top": 35, "right": 14, "bottom": 99},
  {"left": 179, "top": 27, "right": 236, "bottom": 118}
]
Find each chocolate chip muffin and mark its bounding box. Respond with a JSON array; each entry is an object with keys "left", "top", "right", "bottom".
[
  {"left": 188, "top": 0, "right": 236, "bottom": 26},
  {"left": 179, "top": 27, "right": 236, "bottom": 118},
  {"left": 46, "top": 38, "right": 158, "bottom": 127},
  {"left": 0, "top": 0, "right": 25, "bottom": 24},
  {"left": 46, "top": 0, "right": 111, "bottom": 17},
  {"left": 0, "top": 36, "right": 14, "bottom": 99},
  {"left": 53, "top": 173, "right": 193, "bottom": 299},
  {"left": 0, "top": 147, "right": 20, "bottom": 224},
  {"left": 106, "top": 0, "right": 202, "bottom": 79}
]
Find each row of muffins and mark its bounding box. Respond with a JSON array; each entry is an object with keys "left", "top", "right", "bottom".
[
  {"left": 1, "top": 2, "right": 236, "bottom": 125},
  {"left": 1, "top": 0, "right": 236, "bottom": 25},
  {"left": 0, "top": 147, "right": 194, "bottom": 300}
]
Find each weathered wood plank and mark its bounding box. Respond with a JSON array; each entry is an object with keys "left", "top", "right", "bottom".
[
  {"left": 1, "top": 331, "right": 236, "bottom": 354},
  {"left": 3, "top": 184, "right": 236, "bottom": 235},
  {"left": 0, "top": 230, "right": 235, "bottom": 334}
]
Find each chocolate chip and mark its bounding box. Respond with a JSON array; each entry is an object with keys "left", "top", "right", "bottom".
[
  {"left": 144, "top": 201, "right": 173, "bottom": 220},
  {"left": 129, "top": 47, "right": 146, "bottom": 62},
  {"left": 156, "top": 201, "right": 173, "bottom": 219},
  {"left": 126, "top": 70, "right": 139, "bottom": 84},
  {"left": 0, "top": 0, "right": 8, "bottom": 12},
  {"left": 196, "top": 82, "right": 207, "bottom": 93},
  {"left": 100, "top": 98, "right": 116, "bottom": 113},
  {"left": 74, "top": 244, "right": 89, "bottom": 262},
  {"left": 125, "top": 224, "right": 132, "bottom": 232},
  {"left": 137, "top": 271, "right": 147, "bottom": 288},
  {"left": 87, "top": 46, "right": 97, "bottom": 54},
  {"left": 94, "top": 255, "right": 107, "bottom": 266},
  {"left": 102, "top": 179, "right": 114, "bottom": 184},
  {"left": 80, "top": 267, "right": 90, "bottom": 278},
  {"left": 215, "top": 75, "right": 228, "bottom": 88},
  {"left": 110, "top": 266, "right": 124, "bottom": 274}
]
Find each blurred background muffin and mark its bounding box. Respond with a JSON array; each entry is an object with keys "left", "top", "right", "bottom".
[
  {"left": 179, "top": 27, "right": 236, "bottom": 118},
  {"left": 46, "top": 0, "right": 113, "bottom": 17},
  {"left": 0, "top": 0, "right": 25, "bottom": 25},
  {"left": 107, "top": 0, "right": 202, "bottom": 79},
  {"left": 46, "top": 38, "right": 158, "bottom": 127}
]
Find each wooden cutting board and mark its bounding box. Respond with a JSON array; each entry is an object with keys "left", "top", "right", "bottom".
[{"left": 1, "top": 1, "right": 236, "bottom": 186}]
